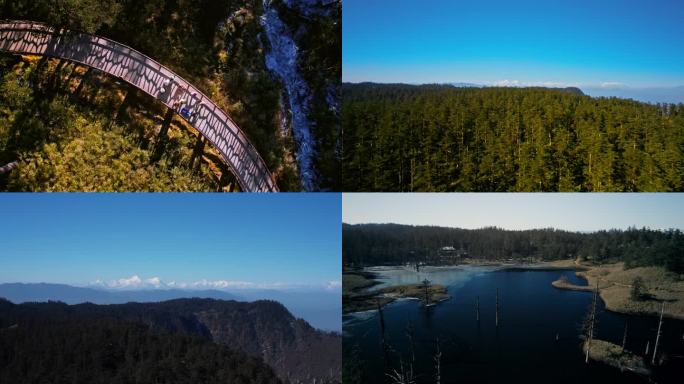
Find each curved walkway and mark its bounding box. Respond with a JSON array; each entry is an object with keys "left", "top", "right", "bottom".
[{"left": 0, "top": 20, "right": 278, "bottom": 192}]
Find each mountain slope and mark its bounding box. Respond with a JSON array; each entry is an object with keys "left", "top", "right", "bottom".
[
  {"left": 0, "top": 298, "right": 341, "bottom": 383},
  {"left": 0, "top": 283, "right": 340, "bottom": 331},
  {"left": 0, "top": 299, "right": 282, "bottom": 384}
]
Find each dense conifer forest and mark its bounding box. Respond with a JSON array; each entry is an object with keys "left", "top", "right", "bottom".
[
  {"left": 0, "top": 298, "right": 341, "bottom": 383},
  {"left": 342, "top": 83, "right": 684, "bottom": 191},
  {"left": 0, "top": 0, "right": 340, "bottom": 191},
  {"left": 343, "top": 223, "right": 684, "bottom": 273},
  {"left": 0, "top": 299, "right": 282, "bottom": 384}
]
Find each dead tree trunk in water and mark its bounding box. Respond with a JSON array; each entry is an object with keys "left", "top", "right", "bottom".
[
  {"left": 495, "top": 288, "right": 499, "bottom": 327},
  {"left": 377, "top": 300, "right": 389, "bottom": 375},
  {"left": 422, "top": 279, "right": 432, "bottom": 306},
  {"left": 585, "top": 279, "right": 599, "bottom": 363},
  {"left": 652, "top": 301, "right": 665, "bottom": 365},
  {"left": 434, "top": 338, "right": 442, "bottom": 384},
  {"left": 622, "top": 321, "right": 628, "bottom": 352},
  {"left": 406, "top": 321, "right": 415, "bottom": 364},
  {"left": 645, "top": 340, "right": 650, "bottom": 356}
]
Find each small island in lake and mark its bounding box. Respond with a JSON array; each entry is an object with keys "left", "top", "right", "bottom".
[
  {"left": 584, "top": 339, "right": 650, "bottom": 375},
  {"left": 343, "top": 268, "right": 450, "bottom": 313}
]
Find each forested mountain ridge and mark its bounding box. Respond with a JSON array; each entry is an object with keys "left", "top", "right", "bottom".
[
  {"left": 343, "top": 223, "right": 684, "bottom": 274},
  {"left": 0, "top": 299, "right": 282, "bottom": 384},
  {"left": 0, "top": 298, "right": 341, "bottom": 383},
  {"left": 0, "top": 0, "right": 340, "bottom": 191},
  {"left": 342, "top": 82, "right": 684, "bottom": 192}
]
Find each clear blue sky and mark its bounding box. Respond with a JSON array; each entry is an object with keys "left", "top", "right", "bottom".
[
  {"left": 343, "top": 193, "right": 684, "bottom": 232},
  {"left": 0, "top": 194, "right": 341, "bottom": 288},
  {"left": 343, "top": 0, "right": 684, "bottom": 87}
]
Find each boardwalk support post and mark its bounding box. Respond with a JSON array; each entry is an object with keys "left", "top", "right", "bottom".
[
  {"left": 152, "top": 107, "right": 174, "bottom": 162},
  {"left": 74, "top": 67, "right": 92, "bottom": 97},
  {"left": 190, "top": 135, "right": 206, "bottom": 171}
]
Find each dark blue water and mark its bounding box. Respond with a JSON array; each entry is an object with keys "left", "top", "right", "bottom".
[{"left": 343, "top": 267, "right": 684, "bottom": 384}]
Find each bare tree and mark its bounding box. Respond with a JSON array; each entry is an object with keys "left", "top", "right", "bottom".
[
  {"left": 584, "top": 279, "right": 599, "bottom": 363},
  {"left": 377, "top": 299, "right": 390, "bottom": 374},
  {"left": 434, "top": 338, "right": 442, "bottom": 384},
  {"left": 495, "top": 288, "right": 500, "bottom": 327},
  {"left": 652, "top": 301, "right": 665, "bottom": 365},
  {"left": 422, "top": 279, "right": 433, "bottom": 305},
  {"left": 405, "top": 320, "right": 416, "bottom": 364},
  {"left": 386, "top": 358, "right": 416, "bottom": 384}
]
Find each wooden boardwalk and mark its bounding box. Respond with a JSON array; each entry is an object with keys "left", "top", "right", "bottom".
[{"left": 0, "top": 20, "right": 278, "bottom": 192}]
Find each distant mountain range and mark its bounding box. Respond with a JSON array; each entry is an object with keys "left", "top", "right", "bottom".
[
  {"left": 0, "top": 283, "right": 340, "bottom": 332},
  {"left": 582, "top": 85, "right": 684, "bottom": 104},
  {"left": 0, "top": 297, "right": 341, "bottom": 383},
  {"left": 346, "top": 82, "right": 684, "bottom": 104},
  {"left": 449, "top": 82, "right": 481, "bottom": 88}
]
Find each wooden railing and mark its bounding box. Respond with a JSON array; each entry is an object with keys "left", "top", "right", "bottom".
[{"left": 0, "top": 20, "right": 278, "bottom": 192}]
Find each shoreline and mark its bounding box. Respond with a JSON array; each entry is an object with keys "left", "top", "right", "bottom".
[
  {"left": 344, "top": 261, "right": 684, "bottom": 319},
  {"left": 343, "top": 267, "right": 451, "bottom": 314},
  {"left": 546, "top": 261, "right": 684, "bottom": 320}
]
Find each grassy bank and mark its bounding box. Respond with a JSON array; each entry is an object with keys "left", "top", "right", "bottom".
[
  {"left": 380, "top": 283, "right": 450, "bottom": 305},
  {"left": 548, "top": 260, "right": 684, "bottom": 319},
  {"left": 342, "top": 270, "right": 385, "bottom": 314}
]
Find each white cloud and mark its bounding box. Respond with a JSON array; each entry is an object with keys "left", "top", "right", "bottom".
[
  {"left": 190, "top": 279, "right": 257, "bottom": 289},
  {"left": 91, "top": 275, "right": 160, "bottom": 290},
  {"left": 90, "top": 276, "right": 338, "bottom": 292},
  {"left": 145, "top": 277, "right": 162, "bottom": 288},
  {"left": 325, "top": 280, "right": 341, "bottom": 291},
  {"left": 487, "top": 80, "right": 579, "bottom": 88},
  {"left": 600, "top": 82, "right": 625, "bottom": 89},
  {"left": 113, "top": 275, "right": 143, "bottom": 288},
  {"left": 492, "top": 79, "right": 521, "bottom": 87}
]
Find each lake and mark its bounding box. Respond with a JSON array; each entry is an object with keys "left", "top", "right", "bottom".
[{"left": 343, "top": 266, "right": 684, "bottom": 384}]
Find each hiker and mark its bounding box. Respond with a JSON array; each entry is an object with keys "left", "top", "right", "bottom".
[{"left": 160, "top": 76, "right": 174, "bottom": 95}]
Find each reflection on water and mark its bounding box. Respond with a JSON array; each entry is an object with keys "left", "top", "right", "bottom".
[
  {"left": 344, "top": 267, "right": 684, "bottom": 384},
  {"left": 366, "top": 265, "right": 491, "bottom": 290}
]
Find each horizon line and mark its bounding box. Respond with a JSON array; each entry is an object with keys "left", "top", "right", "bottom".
[
  {"left": 0, "top": 278, "right": 342, "bottom": 292},
  {"left": 342, "top": 80, "right": 684, "bottom": 90},
  {"left": 343, "top": 222, "right": 684, "bottom": 233}
]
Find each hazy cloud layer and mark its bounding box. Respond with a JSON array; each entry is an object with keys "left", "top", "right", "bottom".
[{"left": 90, "top": 275, "right": 341, "bottom": 292}]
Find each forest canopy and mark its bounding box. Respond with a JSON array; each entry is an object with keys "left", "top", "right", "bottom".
[
  {"left": 0, "top": 299, "right": 282, "bottom": 384},
  {"left": 343, "top": 223, "right": 684, "bottom": 274},
  {"left": 0, "top": 0, "right": 341, "bottom": 191},
  {"left": 342, "top": 83, "right": 684, "bottom": 192}
]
